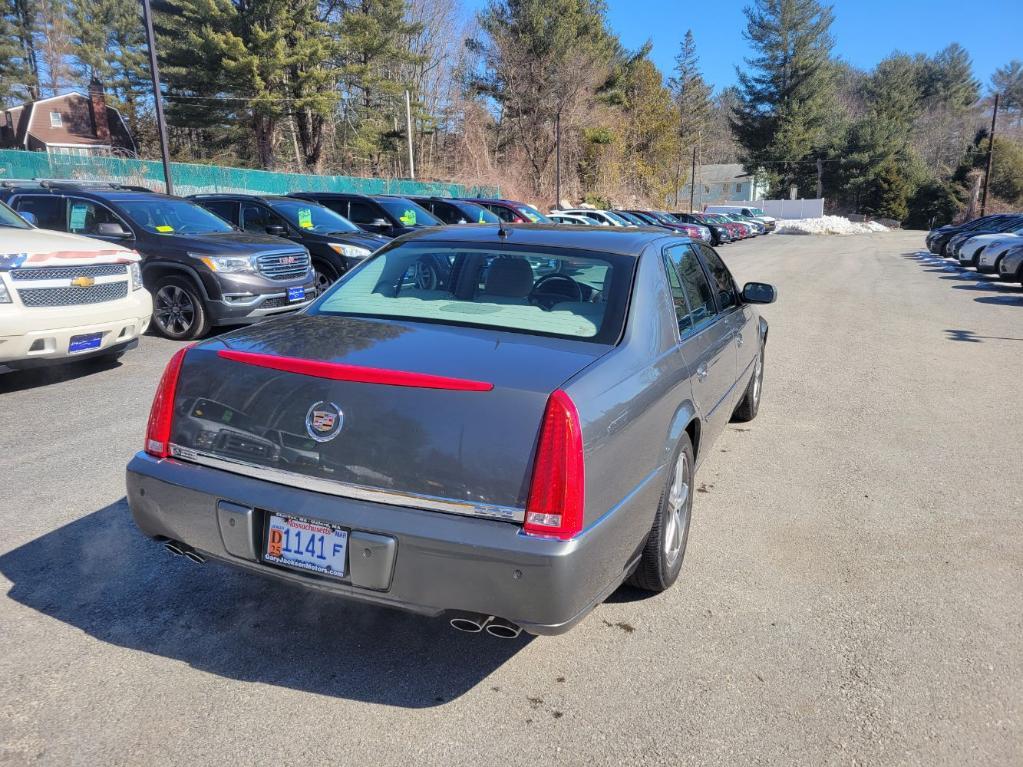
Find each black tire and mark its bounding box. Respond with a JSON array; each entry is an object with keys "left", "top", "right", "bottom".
[
  {"left": 151, "top": 276, "right": 210, "bottom": 340},
  {"left": 732, "top": 342, "right": 765, "bottom": 423},
  {"left": 628, "top": 433, "right": 694, "bottom": 592},
  {"left": 312, "top": 260, "right": 339, "bottom": 295}
]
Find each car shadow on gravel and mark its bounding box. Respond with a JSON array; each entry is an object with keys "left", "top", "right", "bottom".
[
  {"left": 0, "top": 499, "right": 530, "bottom": 707},
  {"left": 0, "top": 356, "right": 125, "bottom": 394}
]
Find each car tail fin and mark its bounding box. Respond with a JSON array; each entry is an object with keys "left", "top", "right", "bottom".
[{"left": 523, "top": 390, "right": 585, "bottom": 540}]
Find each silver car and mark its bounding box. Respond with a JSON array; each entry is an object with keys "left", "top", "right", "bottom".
[{"left": 126, "top": 226, "right": 776, "bottom": 636}]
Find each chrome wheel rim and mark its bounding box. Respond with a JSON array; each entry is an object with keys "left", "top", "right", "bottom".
[
  {"left": 664, "top": 451, "right": 690, "bottom": 566},
  {"left": 752, "top": 351, "right": 763, "bottom": 406},
  {"left": 314, "top": 268, "right": 333, "bottom": 295},
  {"left": 154, "top": 285, "right": 195, "bottom": 336}
]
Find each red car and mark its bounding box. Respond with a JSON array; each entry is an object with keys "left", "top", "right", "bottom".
[{"left": 460, "top": 198, "right": 553, "bottom": 224}]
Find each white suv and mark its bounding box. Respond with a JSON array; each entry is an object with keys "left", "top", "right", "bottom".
[{"left": 0, "top": 201, "right": 152, "bottom": 373}]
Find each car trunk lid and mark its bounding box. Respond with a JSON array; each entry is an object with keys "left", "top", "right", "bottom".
[{"left": 168, "top": 314, "right": 608, "bottom": 515}]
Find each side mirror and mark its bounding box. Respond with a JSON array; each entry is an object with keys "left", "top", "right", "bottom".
[
  {"left": 265, "top": 224, "right": 287, "bottom": 236},
  {"left": 97, "top": 222, "right": 131, "bottom": 238},
  {"left": 742, "top": 281, "right": 777, "bottom": 304},
  {"left": 19, "top": 210, "right": 37, "bottom": 226},
  {"left": 371, "top": 218, "right": 390, "bottom": 228}
]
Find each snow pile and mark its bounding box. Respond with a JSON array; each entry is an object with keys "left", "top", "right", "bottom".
[{"left": 775, "top": 216, "right": 889, "bottom": 235}]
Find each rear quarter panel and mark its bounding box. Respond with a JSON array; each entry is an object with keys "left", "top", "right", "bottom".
[{"left": 565, "top": 242, "right": 698, "bottom": 544}]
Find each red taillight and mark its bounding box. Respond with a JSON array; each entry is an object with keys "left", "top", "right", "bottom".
[
  {"left": 145, "top": 347, "right": 188, "bottom": 458},
  {"left": 523, "top": 390, "right": 585, "bottom": 540}
]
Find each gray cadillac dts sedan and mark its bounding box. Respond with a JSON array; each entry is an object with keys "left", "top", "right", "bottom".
[{"left": 127, "top": 225, "right": 775, "bottom": 636}]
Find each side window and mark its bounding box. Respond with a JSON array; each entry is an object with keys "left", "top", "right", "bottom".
[
  {"left": 490, "top": 205, "right": 517, "bottom": 222},
  {"left": 14, "top": 195, "right": 65, "bottom": 230},
  {"left": 241, "top": 203, "right": 282, "bottom": 233},
  {"left": 347, "top": 200, "right": 377, "bottom": 225},
  {"left": 661, "top": 245, "right": 693, "bottom": 334},
  {"left": 696, "top": 244, "right": 739, "bottom": 312},
  {"left": 430, "top": 202, "right": 458, "bottom": 224},
  {"left": 664, "top": 244, "right": 719, "bottom": 336},
  {"left": 202, "top": 200, "right": 239, "bottom": 225},
  {"left": 67, "top": 198, "right": 121, "bottom": 235}
]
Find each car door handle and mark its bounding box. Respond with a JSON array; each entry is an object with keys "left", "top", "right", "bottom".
[{"left": 696, "top": 363, "right": 709, "bottom": 381}]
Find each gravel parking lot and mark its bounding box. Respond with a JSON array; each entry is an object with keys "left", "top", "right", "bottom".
[{"left": 1, "top": 230, "right": 1020, "bottom": 766}]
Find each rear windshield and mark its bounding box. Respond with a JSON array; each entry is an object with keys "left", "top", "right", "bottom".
[
  {"left": 374, "top": 198, "right": 440, "bottom": 227},
  {"left": 310, "top": 241, "right": 634, "bottom": 343},
  {"left": 267, "top": 199, "right": 360, "bottom": 233}
]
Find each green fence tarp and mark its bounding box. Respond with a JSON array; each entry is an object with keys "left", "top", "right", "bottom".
[{"left": 0, "top": 150, "right": 498, "bottom": 199}]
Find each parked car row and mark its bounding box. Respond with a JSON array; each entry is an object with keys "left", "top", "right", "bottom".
[
  {"left": 926, "top": 212, "right": 1023, "bottom": 286},
  {"left": 0, "top": 177, "right": 780, "bottom": 373},
  {"left": 547, "top": 206, "right": 776, "bottom": 247},
  {"left": 0, "top": 183, "right": 563, "bottom": 360}
]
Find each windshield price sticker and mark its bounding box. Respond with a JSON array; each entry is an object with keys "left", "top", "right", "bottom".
[{"left": 298, "top": 208, "right": 313, "bottom": 229}]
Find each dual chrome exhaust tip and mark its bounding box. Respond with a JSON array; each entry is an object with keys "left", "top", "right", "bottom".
[
  {"left": 163, "top": 540, "right": 206, "bottom": 564},
  {"left": 449, "top": 614, "right": 522, "bottom": 639}
]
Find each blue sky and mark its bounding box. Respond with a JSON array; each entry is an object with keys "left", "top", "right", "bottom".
[{"left": 464, "top": 0, "right": 1023, "bottom": 93}]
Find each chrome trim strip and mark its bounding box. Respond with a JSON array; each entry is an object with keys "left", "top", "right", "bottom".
[{"left": 168, "top": 444, "right": 525, "bottom": 523}]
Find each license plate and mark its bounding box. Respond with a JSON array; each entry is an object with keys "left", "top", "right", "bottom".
[
  {"left": 68, "top": 332, "right": 102, "bottom": 354},
  {"left": 264, "top": 513, "right": 348, "bottom": 578},
  {"left": 287, "top": 286, "right": 306, "bottom": 302}
]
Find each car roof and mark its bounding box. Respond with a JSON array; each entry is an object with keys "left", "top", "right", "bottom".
[
  {"left": 192, "top": 193, "right": 302, "bottom": 203},
  {"left": 0, "top": 183, "right": 164, "bottom": 203},
  {"left": 397, "top": 223, "right": 679, "bottom": 255}
]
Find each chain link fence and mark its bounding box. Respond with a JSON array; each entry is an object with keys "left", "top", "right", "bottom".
[{"left": 0, "top": 150, "right": 499, "bottom": 199}]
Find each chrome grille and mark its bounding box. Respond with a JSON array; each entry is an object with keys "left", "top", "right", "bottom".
[
  {"left": 11, "top": 263, "right": 127, "bottom": 281},
  {"left": 257, "top": 251, "right": 310, "bottom": 280},
  {"left": 18, "top": 281, "right": 128, "bottom": 307}
]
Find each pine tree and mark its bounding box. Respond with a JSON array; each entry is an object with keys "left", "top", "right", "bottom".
[
  {"left": 730, "top": 0, "right": 836, "bottom": 195},
  {"left": 158, "top": 0, "right": 338, "bottom": 169},
  {"left": 669, "top": 30, "right": 711, "bottom": 207},
  {"left": 991, "top": 60, "right": 1023, "bottom": 124},
  {"left": 0, "top": 4, "right": 29, "bottom": 104},
  {"left": 337, "top": 0, "right": 423, "bottom": 175},
  {"left": 922, "top": 43, "right": 979, "bottom": 112},
  {"left": 5, "top": 0, "right": 39, "bottom": 99},
  {"left": 68, "top": 0, "right": 149, "bottom": 146}
]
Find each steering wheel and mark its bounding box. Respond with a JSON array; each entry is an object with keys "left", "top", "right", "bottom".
[
  {"left": 529, "top": 274, "right": 582, "bottom": 310},
  {"left": 396, "top": 259, "right": 438, "bottom": 294}
]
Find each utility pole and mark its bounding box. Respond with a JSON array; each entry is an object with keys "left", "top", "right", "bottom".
[
  {"left": 141, "top": 0, "right": 173, "bottom": 195},
  {"left": 816, "top": 157, "right": 823, "bottom": 200},
  {"left": 404, "top": 90, "right": 415, "bottom": 179},
  {"left": 980, "top": 93, "right": 999, "bottom": 217},
  {"left": 689, "top": 144, "right": 697, "bottom": 212},
  {"left": 555, "top": 112, "right": 561, "bottom": 207}
]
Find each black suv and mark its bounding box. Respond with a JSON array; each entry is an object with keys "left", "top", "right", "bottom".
[
  {"left": 0, "top": 181, "right": 315, "bottom": 339},
  {"left": 405, "top": 196, "right": 500, "bottom": 225},
  {"left": 288, "top": 192, "right": 442, "bottom": 238},
  {"left": 190, "top": 194, "right": 388, "bottom": 293}
]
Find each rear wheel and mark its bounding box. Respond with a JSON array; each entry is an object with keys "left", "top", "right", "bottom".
[
  {"left": 152, "top": 276, "right": 210, "bottom": 340},
  {"left": 732, "top": 343, "right": 764, "bottom": 422},
  {"left": 628, "top": 434, "right": 694, "bottom": 592}
]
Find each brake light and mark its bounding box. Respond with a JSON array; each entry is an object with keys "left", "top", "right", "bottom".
[
  {"left": 145, "top": 347, "right": 188, "bottom": 458},
  {"left": 523, "top": 390, "right": 585, "bottom": 540}
]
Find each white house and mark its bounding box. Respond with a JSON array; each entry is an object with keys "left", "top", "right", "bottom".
[{"left": 680, "top": 163, "right": 768, "bottom": 208}]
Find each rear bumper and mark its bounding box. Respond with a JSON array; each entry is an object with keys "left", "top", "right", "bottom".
[{"left": 126, "top": 453, "right": 648, "bottom": 635}]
